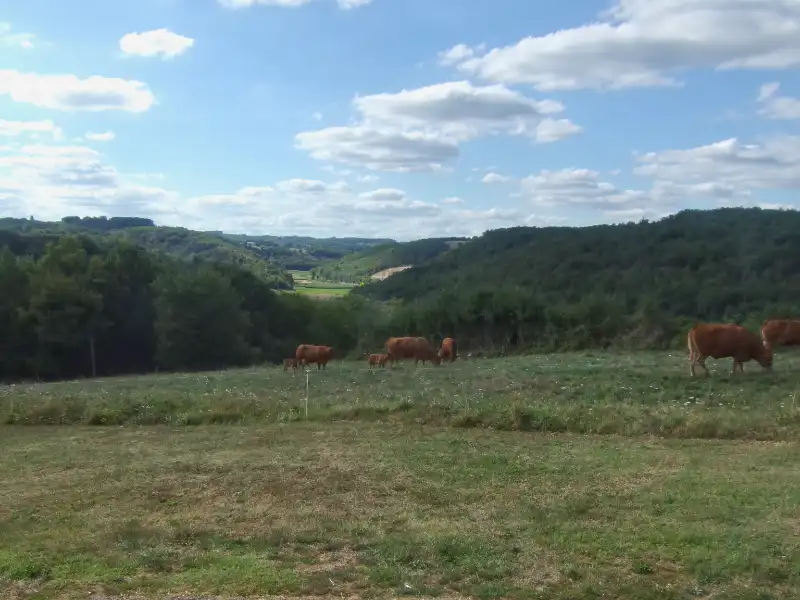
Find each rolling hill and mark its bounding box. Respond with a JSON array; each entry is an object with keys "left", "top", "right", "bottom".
[
  {"left": 0, "top": 216, "right": 393, "bottom": 289},
  {"left": 311, "top": 237, "right": 469, "bottom": 283},
  {"left": 354, "top": 207, "right": 800, "bottom": 322}
]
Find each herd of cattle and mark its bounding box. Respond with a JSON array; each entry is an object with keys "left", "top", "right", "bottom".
[
  {"left": 280, "top": 320, "right": 800, "bottom": 376},
  {"left": 283, "top": 336, "right": 457, "bottom": 372}
]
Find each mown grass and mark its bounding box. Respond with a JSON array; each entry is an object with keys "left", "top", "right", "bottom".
[
  {"left": 1, "top": 424, "right": 799, "bottom": 599},
  {"left": 289, "top": 269, "right": 355, "bottom": 297},
  {"left": 3, "top": 351, "right": 800, "bottom": 440}
]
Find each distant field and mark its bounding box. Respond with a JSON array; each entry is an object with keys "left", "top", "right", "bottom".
[
  {"left": 288, "top": 269, "right": 354, "bottom": 298},
  {"left": 3, "top": 352, "right": 800, "bottom": 598}
]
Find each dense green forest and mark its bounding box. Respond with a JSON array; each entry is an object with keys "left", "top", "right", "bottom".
[
  {"left": 311, "top": 237, "right": 468, "bottom": 283},
  {"left": 0, "top": 217, "right": 394, "bottom": 287},
  {"left": 0, "top": 230, "right": 394, "bottom": 382},
  {"left": 353, "top": 207, "right": 800, "bottom": 349},
  {"left": 3, "top": 207, "right": 800, "bottom": 383}
]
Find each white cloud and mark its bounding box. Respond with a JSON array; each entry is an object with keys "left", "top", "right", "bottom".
[
  {"left": 217, "top": 0, "right": 371, "bottom": 8},
  {"left": 633, "top": 136, "right": 800, "bottom": 190},
  {"left": 295, "top": 125, "right": 460, "bottom": 172},
  {"left": 440, "top": 196, "right": 465, "bottom": 204},
  {"left": 757, "top": 81, "right": 800, "bottom": 119},
  {"left": 535, "top": 118, "right": 583, "bottom": 143},
  {"left": 521, "top": 168, "right": 654, "bottom": 209},
  {"left": 85, "top": 131, "right": 115, "bottom": 142},
  {"left": 119, "top": 28, "right": 194, "bottom": 59},
  {"left": 0, "top": 143, "right": 177, "bottom": 219},
  {"left": 442, "top": 0, "right": 800, "bottom": 91},
  {"left": 0, "top": 119, "right": 63, "bottom": 140},
  {"left": 359, "top": 188, "right": 405, "bottom": 201},
  {"left": 516, "top": 134, "right": 800, "bottom": 223},
  {"left": 337, "top": 0, "right": 372, "bottom": 9},
  {"left": 437, "top": 43, "right": 485, "bottom": 67},
  {"left": 295, "top": 80, "right": 580, "bottom": 171},
  {"left": 0, "top": 138, "right": 538, "bottom": 239},
  {"left": 482, "top": 172, "right": 512, "bottom": 184},
  {"left": 0, "top": 70, "right": 156, "bottom": 112},
  {"left": 274, "top": 178, "right": 348, "bottom": 193},
  {"left": 0, "top": 23, "right": 35, "bottom": 49}
]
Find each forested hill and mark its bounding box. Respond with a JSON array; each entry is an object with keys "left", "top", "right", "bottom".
[
  {"left": 0, "top": 217, "right": 394, "bottom": 288},
  {"left": 355, "top": 207, "right": 800, "bottom": 322},
  {"left": 312, "top": 237, "right": 469, "bottom": 283}
]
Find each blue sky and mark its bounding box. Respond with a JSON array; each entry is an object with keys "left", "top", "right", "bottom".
[{"left": 1, "top": 0, "right": 800, "bottom": 240}]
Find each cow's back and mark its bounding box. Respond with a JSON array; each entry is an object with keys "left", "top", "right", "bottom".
[
  {"left": 690, "top": 324, "right": 760, "bottom": 359},
  {"left": 762, "top": 319, "right": 800, "bottom": 347},
  {"left": 386, "top": 336, "right": 419, "bottom": 358}
]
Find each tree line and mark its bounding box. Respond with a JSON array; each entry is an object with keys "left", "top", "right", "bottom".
[{"left": 3, "top": 208, "right": 800, "bottom": 383}]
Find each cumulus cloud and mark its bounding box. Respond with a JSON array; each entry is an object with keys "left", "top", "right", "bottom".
[
  {"left": 440, "top": 196, "right": 465, "bottom": 204},
  {"left": 295, "top": 80, "right": 580, "bottom": 171},
  {"left": 0, "top": 23, "right": 35, "bottom": 49},
  {"left": 633, "top": 135, "right": 800, "bottom": 190},
  {"left": 757, "top": 81, "right": 800, "bottom": 119},
  {"left": 441, "top": 0, "right": 800, "bottom": 91},
  {"left": 0, "top": 119, "right": 63, "bottom": 140},
  {"left": 0, "top": 70, "right": 156, "bottom": 112},
  {"left": 0, "top": 143, "right": 178, "bottom": 219},
  {"left": 516, "top": 134, "right": 800, "bottom": 223},
  {"left": 359, "top": 188, "right": 405, "bottom": 201},
  {"left": 119, "top": 28, "right": 194, "bottom": 59},
  {"left": 0, "top": 138, "right": 533, "bottom": 239},
  {"left": 85, "top": 131, "right": 115, "bottom": 142},
  {"left": 482, "top": 172, "right": 512, "bottom": 184},
  {"left": 521, "top": 168, "right": 653, "bottom": 209},
  {"left": 295, "top": 125, "right": 459, "bottom": 172},
  {"left": 337, "top": 0, "right": 373, "bottom": 8}
]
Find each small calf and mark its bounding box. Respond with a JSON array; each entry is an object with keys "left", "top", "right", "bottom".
[{"left": 367, "top": 353, "right": 389, "bottom": 368}]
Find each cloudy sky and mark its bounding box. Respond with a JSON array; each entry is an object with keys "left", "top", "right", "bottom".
[{"left": 1, "top": 0, "right": 800, "bottom": 240}]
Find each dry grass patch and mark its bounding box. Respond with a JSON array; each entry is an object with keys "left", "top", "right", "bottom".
[{"left": 1, "top": 424, "right": 800, "bottom": 599}]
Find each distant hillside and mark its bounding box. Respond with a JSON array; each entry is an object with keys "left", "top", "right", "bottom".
[
  {"left": 0, "top": 217, "right": 301, "bottom": 288},
  {"left": 355, "top": 208, "right": 800, "bottom": 323},
  {"left": 312, "top": 237, "right": 468, "bottom": 283},
  {"left": 217, "top": 233, "right": 394, "bottom": 270}
]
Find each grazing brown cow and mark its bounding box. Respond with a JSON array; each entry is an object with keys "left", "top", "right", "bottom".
[
  {"left": 295, "top": 344, "right": 334, "bottom": 370},
  {"left": 761, "top": 319, "right": 800, "bottom": 350},
  {"left": 283, "top": 357, "right": 298, "bottom": 372},
  {"left": 438, "top": 337, "right": 457, "bottom": 363},
  {"left": 367, "top": 353, "right": 389, "bottom": 369},
  {"left": 385, "top": 336, "right": 441, "bottom": 367},
  {"left": 687, "top": 323, "right": 773, "bottom": 376}
]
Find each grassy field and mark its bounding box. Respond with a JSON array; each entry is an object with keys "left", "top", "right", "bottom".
[
  {"left": 2, "top": 351, "right": 800, "bottom": 599},
  {"left": 3, "top": 351, "right": 800, "bottom": 439},
  {"left": 288, "top": 269, "right": 354, "bottom": 298}
]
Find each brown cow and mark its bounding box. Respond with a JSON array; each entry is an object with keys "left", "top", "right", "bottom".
[
  {"left": 385, "top": 336, "right": 441, "bottom": 367},
  {"left": 438, "top": 337, "right": 457, "bottom": 363},
  {"left": 283, "top": 357, "right": 298, "bottom": 372},
  {"left": 295, "top": 344, "right": 334, "bottom": 370},
  {"left": 367, "top": 353, "right": 389, "bottom": 369},
  {"left": 687, "top": 323, "right": 773, "bottom": 376},
  {"left": 761, "top": 319, "right": 800, "bottom": 350}
]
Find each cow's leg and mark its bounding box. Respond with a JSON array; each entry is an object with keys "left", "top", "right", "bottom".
[{"left": 691, "top": 354, "right": 709, "bottom": 377}]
